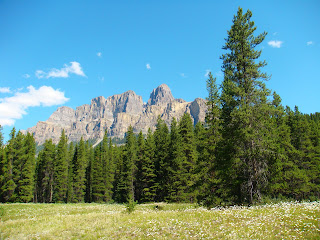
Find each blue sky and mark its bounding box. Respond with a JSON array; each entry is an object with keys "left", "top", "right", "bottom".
[{"left": 0, "top": 0, "right": 319, "bottom": 141}]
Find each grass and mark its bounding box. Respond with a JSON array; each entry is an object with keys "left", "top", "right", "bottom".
[{"left": 0, "top": 201, "right": 319, "bottom": 239}]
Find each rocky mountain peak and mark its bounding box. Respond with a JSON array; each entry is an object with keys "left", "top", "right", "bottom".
[
  {"left": 26, "top": 84, "right": 207, "bottom": 145},
  {"left": 147, "top": 84, "right": 174, "bottom": 106}
]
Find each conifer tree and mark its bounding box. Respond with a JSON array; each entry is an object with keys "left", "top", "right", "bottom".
[
  {"left": 122, "top": 126, "right": 137, "bottom": 202},
  {"left": 167, "top": 117, "right": 184, "bottom": 202},
  {"left": 101, "top": 130, "right": 114, "bottom": 202},
  {"left": 85, "top": 145, "right": 94, "bottom": 202},
  {"left": 196, "top": 72, "right": 221, "bottom": 206},
  {"left": 153, "top": 116, "right": 170, "bottom": 201},
  {"left": 135, "top": 131, "right": 145, "bottom": 202},
  {"left": 72, "top": 137, "right": 87, "bottom": 202},
  {"left": 178, "top": 113, "right": 198, "bottom": 202},
  {"left": 53, "top": 130, "right": 69, "bottom": 202},
  {"left": 91, "top": 145, "right": 105, "bottom": 202},
  {"left": 11, "top": 130, "right": 25, "bottom": 201},
  {"left": 218, "top": 7, "right": 272, "bottom": 204},
  {"left": 17, "top": 132, "right": 36, "bottom": 202},
  {"left": 1, "top": 128, "right": 17, "bottom": 202},
  {"left": 140, "top": 128, "right": 157, "bottom": 202},
  {"left": 67, "top": 142, "right": 75, "bottom": 203},
  {"left": 35, "top": 139, "right": 55, "bottom": 202}
]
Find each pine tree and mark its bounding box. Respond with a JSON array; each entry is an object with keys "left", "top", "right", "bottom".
[
  {"left": 1, "top": 128, "right": 17, "bottom": 202},
  {"left": 140, "top": 128, "right": 157, "bottom": 202},
  {"left": 53, "top": 130, "right": 69, "bottom": 202},
  {"left": 122, "top": 126, "right": 137, "bottom": 202},
  {"left": 167, "top": 117, "right": 184, "bottom": 202},
  {"left": 101, "top": 130, "right": 114, "bottom": 202},
  {"left": 91, "top": 145, "right": 105, "bottom": 202},
  {"left": 196, "top": 72, "right": 221, "bottom": 206},
  {"left": 35, "top": 139, "right": 55, "bottom": 203},
  {"left": 218, "top": 7, "right": 272, "bottom": 204},
  {"left": 67, "top": 142, "right": 75, "bottom": 203},
  {"left": 11, "top": 130, "right": 25, "bottom": 202},
  {"left": 135, "top": 131, "right": 145, "bottom": 202},
  {"left": 178, "top": 113, "right": 198, "bottom": 202},
  {"left": 17, "top": 133, "right": 36, "bottom": 202},
  {"left": 72, "top": 137, "right": 88, "bottom": 202},
  {"left": 85, "top": 145, "right": 94, "bottom": 202},
  {"left": 153, "top": 116, "right": 170, "bottom": 201}
]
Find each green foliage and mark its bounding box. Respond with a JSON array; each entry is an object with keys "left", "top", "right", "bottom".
[
  {"left": 53, "top": 130, "right": 69, "bottom": 203},
  {"left": 125, "top": 199, "right": 137, "bottom": 214}
]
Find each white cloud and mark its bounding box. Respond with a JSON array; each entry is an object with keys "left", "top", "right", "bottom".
[
  {"left": 97, "top": 52, "right": 102, "bottom": 57},
  {"left": 146, "top": 63, "right": 151, "bottom": 70},
  {"left": 0, "top": 86, "right": 69, "bottom": 126},
  {"left": 268, "top": 40, "right": 283, "bottom": 48},
  {"left": 204, "top": 69, "right": 211, "bottom": 77},
  {"left": 307, "top": 41, "right": 314, "bottom": 46},
  {"left": 0, "top": 87, "right": 11, "bottom": 93},
  {"left": 180, "top": 73, "right": 187, "bottom": 78},
  {"left": 36, "top": 62, "right": 86, "bottom": 79},
  {"left": 23, "top": 74, "right": 30, "bottom": 79}
]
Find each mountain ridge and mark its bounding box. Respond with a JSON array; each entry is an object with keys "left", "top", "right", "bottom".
[{"left": 26, "top": 84, "right": 207, "bottom": 145}]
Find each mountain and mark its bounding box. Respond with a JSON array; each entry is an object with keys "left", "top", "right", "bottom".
[{"left": 26, "top": 84, "right": 207, "bottom": 145}]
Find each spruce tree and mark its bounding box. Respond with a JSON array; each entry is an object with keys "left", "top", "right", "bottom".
[
  {"left": 178, "top": 113, "right": 198, "bottom": 202},
  {"left": 122, "top": 126, "right": 137, "bottom": 202},
  {"left": 18, "top": 132, "right": 36, "bottom": 202},
  {"left": 196, "top": 72, "right": 221, "bottom": 206},
  {"left": 53, "top": 130, "right": 69, "bottom": 202},
  {"left": 67, "top": 142, "right": 75, "bottom": 203},
  {"left": 1, "top": 128, "right": 17, "bottom": 202},
  {"left": 101, "top": 130, "right": 114, "bottom": 202},
  {"left": 91, "top": 145, "right": 105, "bottom": 202},
  {"left": 167, "top": 117, "right": 184, "bottom": 202},
  {"left": 135, "top": 131, "right": 145, "bottom": 202},
  {"left": 72, "top": 137, "right": 87, "bottom": 202},
  {"left": 140, "top": 128, "right": 157, "bottom": 202},
  {"left": 218, "top": 7, "right": 273, "bottom": 204},
  {"left": 153, "top": 116, "right": 170, "bottom": 201},
  {"left": 35, "top": 139, "right": 55, "bottom": 203}
]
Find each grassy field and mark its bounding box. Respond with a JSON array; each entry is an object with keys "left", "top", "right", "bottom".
[{"left": 0, "top": 201, "right": 319, "bottom": 239}]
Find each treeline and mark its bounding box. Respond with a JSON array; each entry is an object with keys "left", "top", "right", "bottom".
[
  {"left": 0, "top": 105, "right": 319, "bottom": 205},
  {"left": 0, "top": 7, "right": 319, "bottom": 206}
]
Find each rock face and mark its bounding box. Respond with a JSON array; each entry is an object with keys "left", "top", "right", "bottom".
[{"left": 26, "top": 84, "right": 207, "bottom": 145}]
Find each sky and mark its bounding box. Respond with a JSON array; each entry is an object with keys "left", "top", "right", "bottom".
[{"left": 0, "top": 0, "right": 319, "bottom": 141}]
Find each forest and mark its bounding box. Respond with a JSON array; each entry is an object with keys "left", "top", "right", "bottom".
[{"left": 0, "top": 8, "right": 319, "bottom": 207}]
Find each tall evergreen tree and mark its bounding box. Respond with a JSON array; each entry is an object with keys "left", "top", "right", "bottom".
[
  {"left": 167, "top": 117, "right": 184, "bottom": 202},
  {"left": 1, "top": 128, "right": 17, "bottom": 202},
  {"left": 153, "top": 116, "right": 170, "bottom": 201},
  {"left": 91, "top": 145, "right": 105, "bottom": 202},
  {"left": 101, "top": 130, "right": 114, "bottom": 202},
  {"left": 35, "top": 139, "right": 55, "bottom": 203},
  {"left": 196, "top": 72, "right": 221, "bottom": 206},
  {"left": 114, "top": 126, "right": 137, "bottom": 203},
  {"left": 17, "top": 133, "right": 36, "bottom": 202},
  {"left": 67, "top": 142, "right": 75, "bottom": 203},
  {"left": 218, "top": 7, "right": 273, "bottom": 204},
  {"left": 53, "top": 130, "right": 69, "bottom": 202},
  {"left": 72, "top": 137, "right": 88, "bottom": 202},
  {"left": 140, "top": 128, "right": 157, "bottom": 202},
  {"left": 135, "top": 131, "right": 145, "bottom": 202},
  {"left": 178, "top": 113, "right": 198, "bottom": 202}
]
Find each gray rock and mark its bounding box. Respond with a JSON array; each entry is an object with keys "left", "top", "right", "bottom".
[{"left": 26, "top": 84, "right": 207, "bottom": 145}]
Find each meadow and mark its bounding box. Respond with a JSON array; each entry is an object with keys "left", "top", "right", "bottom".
[{"left": 0, "top": 201, "right": 319, "bottom": 239}]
